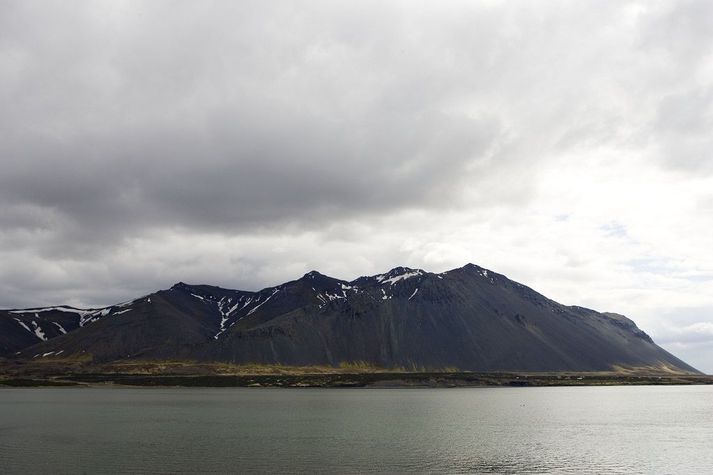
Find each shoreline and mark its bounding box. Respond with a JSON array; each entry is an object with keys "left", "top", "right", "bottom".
[{"left": 2, "top": 371, "right": 711, "bottom": 388}]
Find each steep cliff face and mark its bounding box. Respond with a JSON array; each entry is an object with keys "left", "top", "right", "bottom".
[{"left": 1, "top": 264, "right": 700, "bottom": 374}]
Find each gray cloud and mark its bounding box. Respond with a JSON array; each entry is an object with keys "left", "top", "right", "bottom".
[
  {"left": 1, "top": 0, "right": 520, "bottom": 258},
  {"left": 652, "top": 87, "right": 713, "bottom": 173}
]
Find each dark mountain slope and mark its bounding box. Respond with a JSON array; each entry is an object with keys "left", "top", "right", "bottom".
[
  {"left": 2, "top": 264, "right": 700, "bottom": 374},
  {"left": 0, "top": 306, "right": 104, "bottom": 356},
  {"left": 193, "top": 265, "right": 697, "bottom": 372}
]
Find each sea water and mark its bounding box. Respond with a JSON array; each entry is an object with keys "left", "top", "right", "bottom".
[{"left": 0, "top": 385, "right": 711, "bottom": 473}]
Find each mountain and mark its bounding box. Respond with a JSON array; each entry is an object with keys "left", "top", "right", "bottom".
[{"left": 0, "top": 264, "right": 700, "bottom": 374}]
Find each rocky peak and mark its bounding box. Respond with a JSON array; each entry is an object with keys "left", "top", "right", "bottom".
[{"left": 170, "top": 282, "right": 192, "bottom": 291}]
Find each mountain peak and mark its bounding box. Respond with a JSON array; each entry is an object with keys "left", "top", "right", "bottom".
[
  {"left": 295, "top": 271, "right": 346, "bottom": 289},
  {"left": 372, "top": 267, "right": 425, "bottom": 285},
  {"left": 170, "top": 282, "right": 193, "bottom": 291},
  {"left": 2, "top": 262, "right": 699, "bottom": 375},
  {"left": 462, "top": 263, "right": 482, "bottom": 270},
  {"left": 386, "top": 266, "right": 420, "bottom": 274},
  {"left": 454, "top": 263, "right": 491, "bottom": 276}
]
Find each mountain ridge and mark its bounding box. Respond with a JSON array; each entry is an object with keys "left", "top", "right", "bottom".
[{"left": 0, "top": 263, "right": 701, "bottom": 374}]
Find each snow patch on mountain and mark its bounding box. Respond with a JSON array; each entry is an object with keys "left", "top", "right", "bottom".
[
  {"left": 31, "top": 321, "right": 46, "bottom": 341},
  {"left": 247, "top": 289, "right": 279, "bottom": 316},
  {"left": 381, "top": 270, "right": 423, "bottom": 285},
  {"left": 214, "top": 296, "right": 231, "bottom": 339},
  {"left": 10, "top": 306, "right": 96, "bottom": 317}
]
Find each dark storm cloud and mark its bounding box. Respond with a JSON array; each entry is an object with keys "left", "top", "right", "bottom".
[
  {"left": 0, "top": 0, "right": 513, "bottom": 257},
  {"left": 8, "top": 0, "right": 694, "bottom": 259},
  {"left": 0, "top": 0, "right": 693, "bottom": 243}
]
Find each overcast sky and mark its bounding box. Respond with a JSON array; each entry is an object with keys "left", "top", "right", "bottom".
[{"left": 1, "top": 0, "right": 712, "bottom": 372}]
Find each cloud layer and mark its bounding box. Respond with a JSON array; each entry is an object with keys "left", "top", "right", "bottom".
[{"left": 1, "top": 0, "right": 712, "bottom": 372}]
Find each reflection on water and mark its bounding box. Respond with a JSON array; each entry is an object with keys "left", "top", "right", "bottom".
[{"left": 0, "top": 385, "right": 711, "bottom": 474}]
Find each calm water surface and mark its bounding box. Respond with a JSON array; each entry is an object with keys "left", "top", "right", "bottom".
[{"left": 0, "top": 385, "right": 711, "bottom": 474}]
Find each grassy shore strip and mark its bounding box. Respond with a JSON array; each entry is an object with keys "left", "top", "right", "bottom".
[
  {"left": 1, "top": 359, "right": 711, "bottom": 388},
  {"left": 1, "top": 372, "right": 710, "bottom": 388}
]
